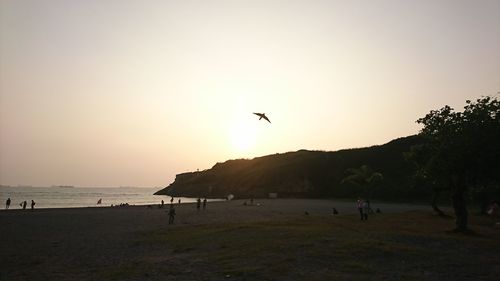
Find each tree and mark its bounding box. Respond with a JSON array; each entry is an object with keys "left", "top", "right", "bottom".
[
  {"left": 341, "top": 165, "right": 383, "bottom": 198},
  {"left": 405, "top": 145, "right": 448, "bottom": 217},
  {"left": 414, "top": 96, "right": 500, "bottom": 232}
]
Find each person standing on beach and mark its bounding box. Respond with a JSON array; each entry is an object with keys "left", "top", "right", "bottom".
[
  {"left": 362, "top": 200, "right": 369, "bottom": 220},
  {"left": 356, "top": 198, "right": 363, "bottom": 220},
  {"left": 197, "top": 198, "right": 201, "bottom": 211},
  {"left": 22, "top": 200, "right": 27, "bottom": 210},
  {"left": 203, "top": 198, "right": 207, "bottom": 210},
  {"left": 161, "top": 200, "right": 164, "bottom": 208},
  {"left": 366, "top": 200, "right": 373, "bottom": 214},
  {"left": 168, "top": 205, "right": 176, "bottom": 224},
  {"left": 6, "top": 198, "right": 11, "bottom": 209},
  {"left": 31, "top": 200, "right": 36, "bottom": 210}
]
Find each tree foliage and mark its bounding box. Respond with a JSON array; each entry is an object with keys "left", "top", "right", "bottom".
[
  {"left": 341, "top": 165, "right": 383, "bottom": 185},
  {"left": 413, "top": 96, "right": 500, "bottom": 231},
  {"left": 417, "top": 96, "right": 500, "bottom": 186},
  {"left": 341, "top": 165, "right": 383, "bottom": 198}
]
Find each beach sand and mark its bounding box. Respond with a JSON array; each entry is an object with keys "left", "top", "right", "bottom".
[{"left": 0, "top": 199, "right": 432, "bottom": 281}]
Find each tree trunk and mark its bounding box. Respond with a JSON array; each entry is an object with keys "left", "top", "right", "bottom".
[
  {"left": 451, "top": 185, "right": 468, "bottom": 232},
  {"left": 431, "top": 189, "right": 446, "bottom": 216}
]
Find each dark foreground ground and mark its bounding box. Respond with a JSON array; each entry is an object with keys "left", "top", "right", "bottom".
[{"left": 1, "top": 199, "right": 499, "bottom": 281}]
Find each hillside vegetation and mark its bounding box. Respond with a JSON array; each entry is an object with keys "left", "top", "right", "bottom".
[{"left": 155, "top": 135, "right": 429, "bottom": 200}]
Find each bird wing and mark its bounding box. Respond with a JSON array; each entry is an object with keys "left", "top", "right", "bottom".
[{"left": 253, "top": 112, "right": 271, "bottom": 123}]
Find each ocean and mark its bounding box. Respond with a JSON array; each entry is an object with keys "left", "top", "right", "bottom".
[{"left": 0, "top": 186, "right": 198, "bottom": 209}]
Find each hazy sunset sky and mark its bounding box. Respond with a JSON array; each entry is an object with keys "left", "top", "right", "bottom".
[{"left": 1, "top": 0, "right": 499, "bottom": 187}]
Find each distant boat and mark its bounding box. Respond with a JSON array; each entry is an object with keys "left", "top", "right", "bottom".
[{"left": 58, "top": 185, "right": 74, "bottom": 188}]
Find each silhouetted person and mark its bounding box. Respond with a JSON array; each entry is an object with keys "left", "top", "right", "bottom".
[
  {"left": 22, "top": 201, "right": 27, "bottom": 210},
  {"left": 178, "top": 198, "right": 181, "bottom": 204},
  {"left": 161, "top": 200, "right": 164, "bottom": 208},
  {"left": 197, "top": 198, "right": 201, "bottom": 211},
  {"left": 5, "top": 198, "right": 11, "bottom": 209},
  {"left": 362, "top": 200, "right": 369, "bottom": 220},
  {"left": 31, "top": 200, "right": 36, "bottom": 210},
  {"left": 203, "top": 198, "right": 207, "bottom": 210},
  {"left": 332, "top": 208, "right": 338, "bottom": 215},
  {"left": 366, "top": 200, "right": 373, "bottom": 214},
  {"left": 97, "top": 198, "right": 102, "bottom": 205},
  {"left": 170, "top": 197, "right": 174, "bottom": 203},
  {"left": 487, "top": 201, "right": 498, "bottom": 216},
  {"left": 356, "top": 198, "right": 363, "bottom": 220},
  {"left": 168, "top": 205, "right": 176, "bottom": 224}
]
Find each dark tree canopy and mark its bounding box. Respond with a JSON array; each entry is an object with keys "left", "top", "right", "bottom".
[
  {"left": 417, "top": 96, "right": 500, "bottom": 185},
  {"left": 414, "top": 96, "right": 500, "bottom": 231},
  {"left": 341, "top": 165, "right": 383, "bottom": 197}
]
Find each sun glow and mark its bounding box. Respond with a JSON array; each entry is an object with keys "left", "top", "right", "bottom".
[{"left": 229, "top": 116, "right": 258, "bottom": 152}]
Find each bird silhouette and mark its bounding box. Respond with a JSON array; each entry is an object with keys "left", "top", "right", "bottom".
[{"left": 253, "top": 112, "right": 271, "bottom": 123}]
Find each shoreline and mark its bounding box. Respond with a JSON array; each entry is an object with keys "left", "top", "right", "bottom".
[
  {"left": 0, "top": 198, "right": 227, "bottom": 212},
  {"left": 0, "top": 198, "right": 435, "bottom": 219},
  {"left": 0, "top": 197, "right": 437, "bottom": 212}
]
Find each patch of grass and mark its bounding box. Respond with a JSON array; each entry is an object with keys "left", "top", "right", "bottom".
[
  {"left": 101, "top": 258, "right": 190, "bottom": 280},
  {"left": 101, "top": 262, "right": 145, "bottom": 281},
  {"left": 133, "top": 211, "right": 500, "bottom": 280},
  {"left": 341, "top": 260, "right": 376, "bottom": 273}
]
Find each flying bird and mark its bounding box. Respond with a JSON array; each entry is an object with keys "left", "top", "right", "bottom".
[{"left": 253, "top": 112, "right": 271, "bottom": 123}]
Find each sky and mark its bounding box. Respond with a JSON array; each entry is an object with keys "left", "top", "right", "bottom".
[{"left": 1, "top": 0, "right": 499, "bottom": 188}]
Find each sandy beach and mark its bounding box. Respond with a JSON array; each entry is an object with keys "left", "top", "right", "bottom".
[{"left": 1, "top": 199, "right": 434, "bottom": 281}]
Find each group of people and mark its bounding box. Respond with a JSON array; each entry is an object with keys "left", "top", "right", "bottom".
[
  {"left": 165, "top": 197, "right": 208, "bottom": 225},
  {"left": 196, "top": 198, "right": 207, "bottom": 211},
  {"left": 243, "top": 197, "right": 256, "bottom": 206},
  {"left": 112, "top": 203, "right": 130, "bottom": 207},
  {"left": 357, "top": 198, "right": 373, "bottom": 220},
  {"left": 5, "top": 198, "right": 35, "bottom": 210},
  {"left": 160, "top": 197, "right": 182, "bottom": 209}
]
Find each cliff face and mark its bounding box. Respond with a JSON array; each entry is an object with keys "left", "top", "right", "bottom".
[{"left": 155, "top": 135, "right": 426, "bottom": 199}]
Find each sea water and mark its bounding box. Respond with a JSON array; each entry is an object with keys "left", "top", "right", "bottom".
[{"left": 0, "top": 186, "right": 197, "bottom": 209}]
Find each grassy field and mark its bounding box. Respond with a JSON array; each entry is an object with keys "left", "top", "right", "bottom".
[{"left": 104, "top": 211, "right": 500, "bottom": 281}]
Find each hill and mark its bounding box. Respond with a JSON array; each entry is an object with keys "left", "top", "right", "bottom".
[{"left": 155, "top": 135, "right": 427, "bottom": 200}]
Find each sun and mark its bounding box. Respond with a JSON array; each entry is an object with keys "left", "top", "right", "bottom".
[{"left": 228, "top": 116, "right": 259, "bottom": 153}]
